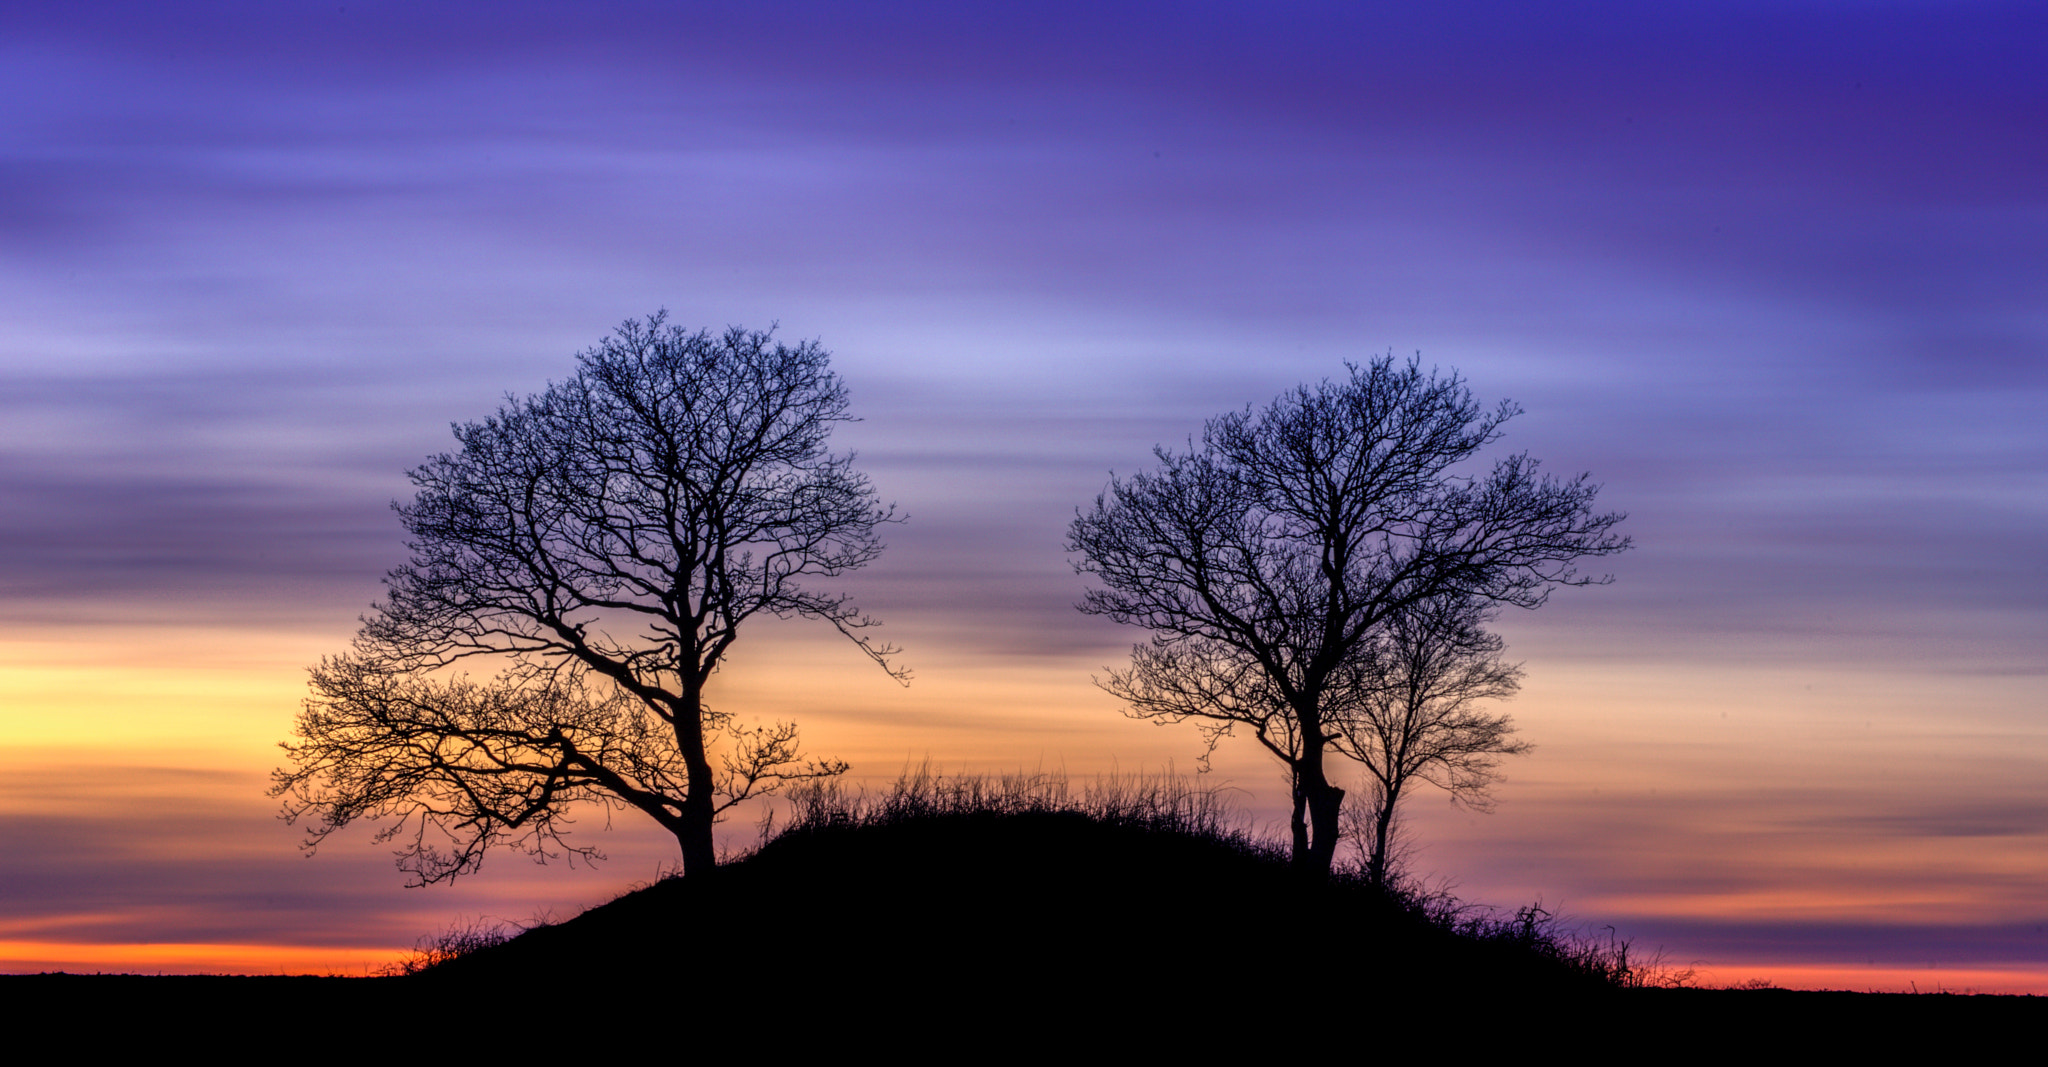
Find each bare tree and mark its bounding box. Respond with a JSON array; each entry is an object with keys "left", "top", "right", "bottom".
[
  {"left": 1069, "top": 356, "right": 1626, "bottom": 877},
  {"left": 273, "top": 313, "right": 903, "bottom": 882},
  {"left": 1333, "top": 594, "right": 1528, "bottom": 887}
]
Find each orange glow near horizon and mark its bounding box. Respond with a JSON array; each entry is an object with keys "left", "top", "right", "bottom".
[
  {"left": 1680, "top": 963, "right": 2048, "bottom": 997},
  {"left": 6, "top": 619, "right": 2047, "bottom": 992},
  {"left": 0, "top": 940, "right": 403, "bottom": 977}
]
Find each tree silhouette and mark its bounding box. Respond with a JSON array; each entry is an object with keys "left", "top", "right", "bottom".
[
  {"left": 1335, "top": 593, "right": 1528, "bottom": 887},
  {"left": 1069, "top": 356, "right": 1626, "bottom": 877},
  {"left": 273, "top": 313, "right": 902, "bottom": 881}
]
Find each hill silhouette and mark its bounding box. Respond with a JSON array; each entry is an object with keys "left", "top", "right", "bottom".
[{"left": 407, "top": 775, "right": 1629, "bottom": 1048}]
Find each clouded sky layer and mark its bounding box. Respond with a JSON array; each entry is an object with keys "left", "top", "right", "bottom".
[{"left": 3, "top": 2, "right": 2045, "bottom": 987}]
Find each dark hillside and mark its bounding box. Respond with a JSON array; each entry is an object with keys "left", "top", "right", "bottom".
[{"left": 415, "top": 805, "right": 1619, "bottom": 1045}]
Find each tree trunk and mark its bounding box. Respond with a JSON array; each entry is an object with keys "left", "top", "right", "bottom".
[
  {"left": 1289, "top": 772, "right": 1310, "bottom": 863},
  {"left": 677, "top": 786, "right": 717, "bottom": 874},
  {"left": 673, "top": 685, "right": 719, "bottom": 875},
  {"left": 1368, "top": 783, "right": 1400, "bottom": 887},
  {"left": 1291, "top": 743, "right": 1345, "bottom": 879},
  {"left": 1303, "top": 777, "right": 1345, "bottom": 878}
]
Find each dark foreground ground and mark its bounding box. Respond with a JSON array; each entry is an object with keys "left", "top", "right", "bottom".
[{"left": 12, "top": 810, "right": 2043, "bottom": 1051}]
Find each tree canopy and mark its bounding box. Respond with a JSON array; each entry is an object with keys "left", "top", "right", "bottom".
[
  {"left": 1070, "top": 356, "right": 1626, "bottom": 876},
  {"left": 1336, "top": 593, "right": 1529, "bottom": 886},
  {"left": 274, "top": 313, "right": 901, "bottom": 881}
]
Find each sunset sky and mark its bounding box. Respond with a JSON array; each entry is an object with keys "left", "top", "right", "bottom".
[{"left": 4, "top": 2, "right": 2045, "bottom": 990}]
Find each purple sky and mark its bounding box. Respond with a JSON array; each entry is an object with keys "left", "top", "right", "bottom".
[{"left": 3, "top": 2, "right": 2045, "bottom": 986}]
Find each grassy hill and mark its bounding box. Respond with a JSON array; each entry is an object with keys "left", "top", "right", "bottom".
[{"left": 408, "top": 775, "right": 1631, "bottom": 1047}]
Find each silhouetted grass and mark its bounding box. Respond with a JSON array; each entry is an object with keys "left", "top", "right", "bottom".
[
  {"left": 382, "top": 916, "right": 525, "bottom": 976},
  {"left": 768, "top": 764, "right": 1264, "bottom": 855}
]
